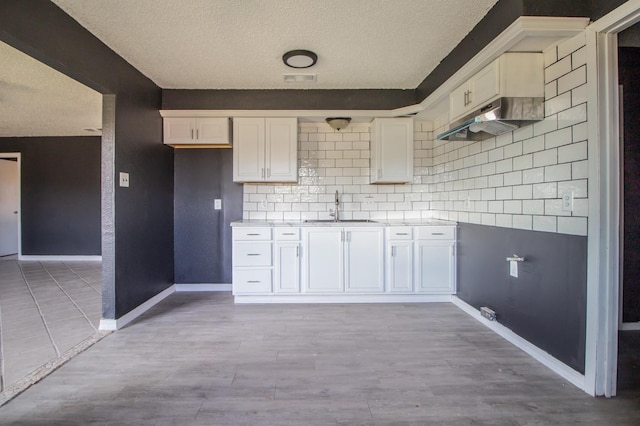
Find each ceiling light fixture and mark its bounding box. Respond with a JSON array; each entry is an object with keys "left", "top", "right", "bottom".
[
  {"left": 326, "top": 117, "right": 351, "bottom": 131},
  {"left": 283, "top": 49, "right": 318, "bottom": 68}
]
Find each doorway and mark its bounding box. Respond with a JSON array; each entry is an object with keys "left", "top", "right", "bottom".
[{"left": 0, "top": 154, "right": 20, "bottom": 257}]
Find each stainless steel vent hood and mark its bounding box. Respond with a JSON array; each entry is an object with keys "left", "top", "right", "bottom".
[{"left": 436, "top": 97, "right": 544, "bottom": 141}]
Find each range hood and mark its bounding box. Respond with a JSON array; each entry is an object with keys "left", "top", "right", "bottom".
[{"left": 436, "top": 97, "right": 544, "bottom": 141}]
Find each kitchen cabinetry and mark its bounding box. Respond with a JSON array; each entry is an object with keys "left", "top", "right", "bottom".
[
  {"left": 232, "top": 222, "right": 456, "bottom": 302},
  {"left": 232, "top": 227, "right": 273, "bottom": 294},
  {"left": 304, "top": 227, "right": 384, "bottom": 293},
  {"left": 415, "top": 227, "right": 456, "bottom": 293},
  {"left": 274, "top": 228, "right": 301, "bottom": 293},
  {"left": 233, "top": 117, "right": 298, "bottom": 183},
  {"left": 163, "top": 117, "right": 230, "bottom": 146},
  {"left": 370, "top": 118, "right": 414, "bottom": 184},
  {"left": 386, "top": 227, "right": 413, "bottom": 293},
  {"left": 449, "top": 53, "right": 544, "bottom": 122}
]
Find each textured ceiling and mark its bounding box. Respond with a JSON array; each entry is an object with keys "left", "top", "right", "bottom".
[
  {"left": 52, "top": 0, "right": 499, "bottom": 90},
  {"left": 0, "top": 41, "right": 102, "bottom": 137}
]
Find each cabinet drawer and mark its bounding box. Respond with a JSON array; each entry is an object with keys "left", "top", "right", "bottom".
[
  {"left": 416, "top": 226, "right": 455, "bottom": 240},
  {"left": 386, "top": 227, "right": 412, "bottom": 240},
  {"left": 275, "top": 228, "right": 300, "bottom": 240},
  {"left": 234, "top": 243, "right": 272, "bottom": 266},
  {"left": 234, "top": 227, "right": 272, "bottom": 241},
  {"left": 233, "top": 269, "right": 272, "bottom": 293}
]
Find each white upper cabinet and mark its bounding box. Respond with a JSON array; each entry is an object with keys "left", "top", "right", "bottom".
[
  {"left": 370, "top": 117, "right": 414, "bottom": 184},
  {"left": 233, "top": 117, "right": 298, "bottom": 183},
  {"left": 449, "top": 52, "right": 544, "bottom": 122},
  {"left": 163, "top": 117, "right": 230, "bottom": 146}
]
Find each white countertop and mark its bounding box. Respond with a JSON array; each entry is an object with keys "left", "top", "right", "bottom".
[{"left": 231, "top": 219, "right": 457, "bottom": 227}]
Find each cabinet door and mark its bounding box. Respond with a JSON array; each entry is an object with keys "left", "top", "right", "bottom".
[
  {"left": 163, "top": 117, "right": 194, "bottom": 144},
  {"left": 196, "top": 117, "right": 230, "bottom": 144},
  {"left": 415, "top": 241, "right": 455, "bottom": 293},
  {"left": 304, "top": 228, "right": 343, "bottom": 293},
  {"left": 345, "top": 228, "right": 384, "bottom": 293},
  {"left": 371, "top": 118, "right": 413, "bottom": 184},
  {"left": 449, "top": 82, "right": 471, "bottom": 122},
  {"left": 233, "top": 269, "right": 272, "bottom": 294},
  {"left": 386, "top": 241, "right": 413, "bottom": 292},
  {"left": 265, "top": 118, "right": 298, "bottom": 182},
  {"left": 233, "top": 118, "right": 265, "bottom": 182},
  {"left": 276, "top": 242, "right": 301, "bottom": 293},
  {"left": 469, "top": 59, "right": 499, "bottom": 110}
]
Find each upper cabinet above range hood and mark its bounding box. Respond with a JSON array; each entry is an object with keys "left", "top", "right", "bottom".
[
  {"left": 437, "top": 52, "right": 544, "bottom": 142},
  {"left": 436, "top": 96, "right": 543, "bottom": 141}
]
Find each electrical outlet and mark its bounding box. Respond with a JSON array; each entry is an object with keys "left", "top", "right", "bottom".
[
  {"left": 214, "top": 199, "right": 222, "bottom": 210},
  {"left": 363, "top": 196, "right": 375, "bottom": 209},
  {"left": 119, "top": 172, "right": 129, "bottom": 188},
  {"left": 562, "top": 192, "right": 573, "bottom": 212},
  {"left": 464, "top": 198, "right": 471, "bottom": 209}
]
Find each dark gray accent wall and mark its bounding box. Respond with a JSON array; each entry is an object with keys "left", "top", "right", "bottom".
[
  {"left": 162, "top": 89, "right": 416, "bottom": 110},
  {"left": 174, "top": 150, "right": 243, "bottom": 283},
  {"left": 0, "top": 0, "right": 174, "bottom": 319},
  {"left": 456, "top": 223, "right": 587, "bottom": 373},
  {"left": 0, "top": 137, "right": 101, "bottom": 255},
  {"left": 620, "top": 47, "right": 640, "bottom": 323}
]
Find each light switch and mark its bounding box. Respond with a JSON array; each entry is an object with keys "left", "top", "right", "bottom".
[
  {"left": 119, "top": 172, "right": 129, "bottom": 188},
  {"left": 214, "top": 199, "right": 222, "bottom": 210}
]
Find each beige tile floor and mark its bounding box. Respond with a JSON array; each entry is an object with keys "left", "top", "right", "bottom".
[
  {"left": 1, "top": 292, "right": 639, "bottom": 425},
  {"left": 0, "top": 257, "right": 101, "bottom": 390}
]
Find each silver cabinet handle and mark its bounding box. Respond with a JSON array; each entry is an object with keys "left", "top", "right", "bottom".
[
  {"left": 267, "top": 168, "right": 271, "bottom": 178},
  {"left": 296, "top": 246, "right": 299, "bottom": 257},
  {"left": 261, "top": 168, "right": 265, "bottom": 178},
  {"left": 247, "top": 233, "right": 260, "bottom": 236},
  {"left": 247, "top": 280, "right": 261, "bottom": 283},
  {"left": 395, "top": 233, "right": 408, "bottom": 236},
  {"left": 247, "top": 253, "right": 261, "bottom": 256},
  {"left": 391, "top": 246, "right": 396, "bottom": 257},
  {"left": 282, "top": 232, "right": 295, "bottom": 235},
  {"left": 431, "top": 232, "right": 444, "bottom": 235},
  {"left": 196, "top": 129, "right": 199, "bottom": 139},
  {"left": 467, "top": 90, "right": 472, "bottom": 105},
  {"left": 191, "top": 128, "right": 194, "bottom": 139},
  {"left": 347, "top": 231, "right": 351, "bottom": 242},
  {"left": 341, "top": 230, "right": 345, "bottom": 242}
]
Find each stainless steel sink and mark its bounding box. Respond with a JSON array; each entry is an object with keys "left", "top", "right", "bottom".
[{"left": 303, "top": 219, "right": 377, "bottom": 223}]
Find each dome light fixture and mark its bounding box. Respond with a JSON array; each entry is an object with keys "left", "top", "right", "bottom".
[
  {"left": 283, "top": 49, "right": 318, "bottom": 68},
  {"left": 326, "top": 117, "right": 351, "bottom": 131}
]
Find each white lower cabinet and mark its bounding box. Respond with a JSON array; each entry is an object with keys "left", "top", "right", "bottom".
[
  {"left": 275, "top": 228, "right": 301, "bottom": 293},
  {"left": 304, "top": 228, "right": 344, "bottom": 293},
  {"left": 415, "top": 241, "right": 455, "bottom": 293},
  {"left": 345, "top": 228, "right": 384, "bottom": 293},
  {"left": 232, "top": 224, "right": 456, "bottom": 299},
  {"left": 303, "top": 227, "right": 384, "bottom": 293}
]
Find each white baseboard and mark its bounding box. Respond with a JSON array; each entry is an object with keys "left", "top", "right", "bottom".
[
  {"left": 620, "top": 322, "right": 640, "bottom": 331},
  {"left": 99, "top": 285, "right": 176, "bottom": 331},
  {"left": 234, "top": 294, "right": 452, "bottom": 304},
  {"left": 18, "top": 255, "right": 102, "bottom": 261},
  {"left": 451, "top": 296, "right": 586, "bottom": 391},
  {"left": 175, "top": 283, "right": 232, "bottom": 292}
]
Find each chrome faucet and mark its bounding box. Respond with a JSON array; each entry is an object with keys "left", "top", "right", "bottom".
[{"left": 329, "top": 190, "right": 340, "bottom": 222}]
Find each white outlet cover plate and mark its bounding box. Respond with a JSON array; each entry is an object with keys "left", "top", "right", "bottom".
[
  {"left": 214, "top": 199, "right": 222, "bottom": 210},
  {"left": 119, "top": 172, "right": 129, "bottom": 187}
]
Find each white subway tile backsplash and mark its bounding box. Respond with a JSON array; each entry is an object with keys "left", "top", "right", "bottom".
[
  {"left": 558, "top": 179, "right": 588, "bottom": 198},
  {"left": 533, "top": 116, "right": 558, "bottom": 136},
  {"left": 504, "top": 171, "right": 522, "bottom": 186},
  {"left": 545, "top": 127, "right": 572, "bottom": 149},
  {"left": 572, "top": 84, "right": 588, "bottom": 106},
  {"left": 557, "top": 32, "right": 586, "bottom": 60},
  {"left": 504, "top": 200, "right": 522, "bottom": 214},
  {"left": 523, "top": 167, "right": 545, "bottom": 184},
  {"left": 544, "top": 163, "right": 572, "bottom": 182},
  {"left": 533, "top": 182, "right": 558, "bottom": 199},
  {"left": 523, "top": 200, "right": 545, "bottom": 215},
  {"left": 513, "top": 215, "right": 533, "bottom": 230},
  {"left": 513, "top": 185, "right": 533, "bottom": 200},
  {"left": 534, "top": 149, "right": 558, "bottom": 168},
  {"left": 557, "top": 66, "right": 586, "bottom": 94},
  {"left": 545, "top": 92, "right": 572, "bottom": 116},
  {"left": 558, "top": 141, "right": 587, "bottom": 163},
  {"left": 572, "top": 160, "right": 589, "bottom": 179},
  {"left": 523, "top": 135, "right": 545, "bottom": 155},
  {"left": 533, "top": 215, "right": 557, "bottom": 232},
  {"left": 558, "top": 103, "right": 587, "bottom": 129},
  {"left": 557, "top": 217, "right": 587, "bottom": 236},
  {"left": 545, "top": 56, "right": 571, "bottom": 82}
]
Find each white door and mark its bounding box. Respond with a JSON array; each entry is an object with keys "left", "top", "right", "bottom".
[
  {"left": 265, "top": 118, "right": 297, "bottom": 182},
  {"left": 387, "top": 241, "right": 413, "bottom": 292},
  {"left": 345, "top": 227, "right": 384, "bottom": 293},
  {"left": 233, "top": 117, "right": 265, "bottom": 182},
  {"left": 276, "top": 242, "right": 301, "bottom": 293},
  {"left": 304, "top": 228, "right": 343, "bottom": 293},
  {"left": 415, "top": 241, "right": 455, "bottom": 293},
  {"left": 0, "top": 158, "right": 19, "bottom": 256}
]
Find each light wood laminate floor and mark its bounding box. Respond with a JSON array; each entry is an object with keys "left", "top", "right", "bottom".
[{"left": 1, "top": 292, "right": 639, "bottom": 424}]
